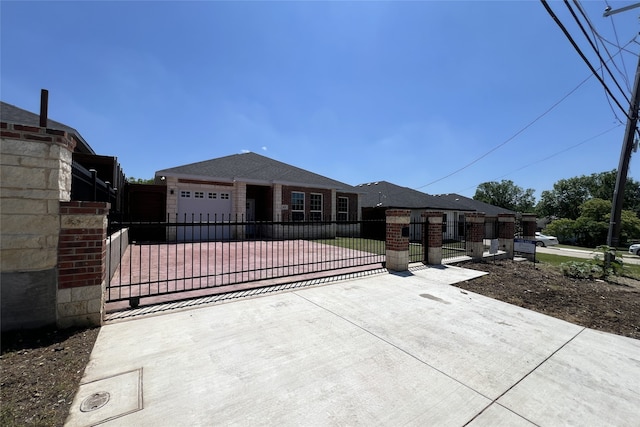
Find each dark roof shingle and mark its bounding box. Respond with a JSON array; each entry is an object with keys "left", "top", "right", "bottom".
[
  {"left": 157, "top": 152, "right": 358, "bottom": 191},
  {"left": 0, "top": 101, "right": 94, "bottom": 154}
]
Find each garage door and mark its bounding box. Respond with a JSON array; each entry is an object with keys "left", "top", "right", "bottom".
[{"left": 177, "top": 189, "right": 232, "bottom": 241}]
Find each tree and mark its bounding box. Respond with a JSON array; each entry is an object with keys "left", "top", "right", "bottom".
[
  {"left": 544, "top": 198, "right": 640, "bottom": 246},
  {"left": 536, "top": 177, "right": 590, "bottom": 220},
  {"left": 127, "top": 177, "right": 155, "bottom": 184},
  {"left": 473, "top": 180, "right": 535, "bottom": 212},
  {"left": 536, "top": 170, "right": 640, "bottom": 220}
]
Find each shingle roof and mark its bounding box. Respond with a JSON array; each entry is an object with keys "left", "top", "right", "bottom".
[
  {"left": 431, "top": 193, "right": 517, "bottom": 216},
  {"left": 356, "top": 181, "right": 473, "bottom": 211},
  {"left": 357, "top": 181, "right": 517, "bottom": 215},
  {"left": 157, "top": 152, "right": 358, "bottom": 192},
  {"left": 0, "top": 101, "right": 94, "bottom": 154}
]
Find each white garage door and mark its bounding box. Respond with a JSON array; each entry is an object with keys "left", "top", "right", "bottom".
[{"left": 177, "top": 189, "right": 232, "bottom": 241}]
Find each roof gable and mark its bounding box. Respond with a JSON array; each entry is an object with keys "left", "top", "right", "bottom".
[{"left": 157, "top": 152, "right": 358, "bottom": 192}]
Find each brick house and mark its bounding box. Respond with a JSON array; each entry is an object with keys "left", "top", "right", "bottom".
[{"left": 155, "top": 152, "right": 362, "bottom": 240}]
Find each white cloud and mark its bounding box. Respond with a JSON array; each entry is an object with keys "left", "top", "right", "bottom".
[
  {"left": 241, "top": 149, "right": 250, "bottom": 153},
  {"left": 262, "top": 146, "right": 268, "bottom": 151}
]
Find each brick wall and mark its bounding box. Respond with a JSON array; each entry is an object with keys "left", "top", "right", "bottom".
[
  {"left": 498, "top": 214, "right": 515, "bottom": 259},
  {"left": 386, "top": 209, "right": 410, "bottom": 271},
  {"left": 422, "top": 211, "right": 443, "bottom": 265},
  {"left": 57, "top": 201, "right": 109, "bottom": 328},
  {"left": 282, "top": 186, "right": 332, "bottom": 220},
  {"left": 465, "top": 213, "right": 485, "bottom": 260}
]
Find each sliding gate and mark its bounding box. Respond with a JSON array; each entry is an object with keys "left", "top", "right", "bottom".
[{"left": 107, "top": 217, "right": 385, "bottom": 307}]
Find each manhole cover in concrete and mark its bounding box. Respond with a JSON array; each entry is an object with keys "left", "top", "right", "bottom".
[{"left": 80, "top": 391, "right": 110, "bottom": 412}]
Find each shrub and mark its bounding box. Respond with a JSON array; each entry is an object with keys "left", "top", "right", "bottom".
[{"left": 560, "top": 261, "right": 597, "bottom": 279}]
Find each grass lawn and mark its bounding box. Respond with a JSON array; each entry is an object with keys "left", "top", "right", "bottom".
[
  {"left": 313, "top": 237, "right": 426, "bottom": 258},
  {"left": 536, "top": 252, "right": 640, "bottom": 280},
  {"left": 314, "top": 237, "right": 386, "bottom": 255}
]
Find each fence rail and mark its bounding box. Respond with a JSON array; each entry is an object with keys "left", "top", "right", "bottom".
[{"left": 71, "top": 161, "right": 117, "bottom": 207}]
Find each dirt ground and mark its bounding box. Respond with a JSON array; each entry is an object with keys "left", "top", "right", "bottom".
[
  {"left": 456, "top": 259, "right": 640, "bottom": 340},
  {"left": 1, "top": 259, "right": 639, "bottom": 426}
]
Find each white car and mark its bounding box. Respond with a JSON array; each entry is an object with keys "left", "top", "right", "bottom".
[
  {"left": 535, "top": 232, "right": 559, "bottom": 247},
  {"left": 629, "top": 243, "right": 640, "bottom": 255}
]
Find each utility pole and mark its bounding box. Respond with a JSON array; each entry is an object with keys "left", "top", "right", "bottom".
[{"left": 606, "top": 53, "right": 640, "bottom": 248}]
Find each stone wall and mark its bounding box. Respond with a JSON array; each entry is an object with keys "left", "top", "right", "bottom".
[{"left": 1, "top": 124, "right": 76, "bottom": 331}]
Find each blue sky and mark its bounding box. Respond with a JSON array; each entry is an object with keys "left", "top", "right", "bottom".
[{"left": 2, "top": 1, "right": 639, "bottom": 200}]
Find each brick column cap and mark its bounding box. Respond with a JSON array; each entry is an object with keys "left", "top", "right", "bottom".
[
  {"left": 466, "top": 212, "right": 485, "bottom": 222},
  {"left": 421, "top": 211, "right": 443, "bottom": 218}
]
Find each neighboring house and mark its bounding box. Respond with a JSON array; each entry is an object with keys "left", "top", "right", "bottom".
[
  {"left": 357, "top": 181, "right": 516, "bottom": 240},
  {"left": 155, "top": 152, "right": 361, "bottom": 240},
  {"left": 357, "top": 181, "right": 475, "bottom": 241}
]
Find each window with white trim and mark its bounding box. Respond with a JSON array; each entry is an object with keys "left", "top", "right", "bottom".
[
  {"left": 291, "top": 192, "right": 304, "bottom": 221},
  {"left": 220, "top": 193, "right": 230, "bottom": 200},
  {"left": 337, "top": 196, "right": 349, "bottom": 221},
  {"left": 180, "top": 190, "right": 191, "bottom": 198},
  {"left": 310, "top": 193, "right": 322, "bottom": 221},
  {"left": 194, "top": 191, "right": 204, "bottom": 199},
  {"left": 208, "top": 192, "right": 217, "bottom": 199}
]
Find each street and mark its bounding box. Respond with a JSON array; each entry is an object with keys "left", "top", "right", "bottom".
[{"left": 536, "top": 246, "right": 640, "bottom": 266}]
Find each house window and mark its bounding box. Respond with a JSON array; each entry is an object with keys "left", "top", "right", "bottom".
[
  {"left": 194, "top": 191, "right": 204, "bottom": 199},
  {"left": 291, "top": 192, "right": 304, "bottom": 221},
  {"left": 208, "top": 192, "right": 217, "bottom": 199},
  {"left": 337, "top": 197, "right": 349, "bottom": 221},
  {"left": 180, "top": 191, "right": 191, "bottom": 198},
  {"left": 310, "top": 193, "right": 322, "bottom": 221},
  {"left": 220, "top": 193, "right": 230, "bottom": 200},
  {"left": 442, "top": 214, "right": 447, "bottom": 233}
]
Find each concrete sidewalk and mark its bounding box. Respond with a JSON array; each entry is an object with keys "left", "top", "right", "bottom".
[{"left": 66, "top": 265, "right": 640, "bottom": 426}]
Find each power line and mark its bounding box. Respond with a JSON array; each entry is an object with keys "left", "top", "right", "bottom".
[
  {"left": 454, "top": 124, "right": 623, "bottom": 195},
  {"left": 603, "top": 0, "right": 633, "bottom": 91},
  {"left": 413, "top": 15, "right": 636, "bottom": 192},
  {"left": 414, "top": 73, "right": 594, "bottom": 190},
  {"left": 565, "top": 0, "right": 631, "bottom": 120},
  {"left": 542, "top": 0, "right": 630, "bottom": 118}
]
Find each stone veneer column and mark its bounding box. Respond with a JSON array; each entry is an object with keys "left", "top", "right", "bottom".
[
  {"left": 1, "top": 123, "right": 75, "bottom": 331},
  {"left": 465, "top": 213, "right": 486, "bottom": 260},
  {"left": 57, "top": 201, "right": 110, "bottom": 328},
  {"left": 422, "top": 211, "right": 443, "bottom": 265},
  {"left": 386, "top": 209, "right": 411, "bottom": 271},
  {"left": 233, "top": 181, "right": 246, "bottom": 239},
  {"left": 498, "top": 213, "right": 516, "bottom": 259}
]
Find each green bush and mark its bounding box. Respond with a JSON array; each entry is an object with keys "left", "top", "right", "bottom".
[
  {"left": 560, "top": 245, "right": 623, "bottom": 279},
  {"left": 560, "top": 261, "right": 598, "bottom": 279}
]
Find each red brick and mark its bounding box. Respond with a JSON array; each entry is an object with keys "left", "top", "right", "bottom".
[
  {"left": 14, "top": 124, "right": 41, "bottom": 132},
  {"left": 24, "top": 134, "right": 53, "bottom": 142},
  {"left": 1, "top": 131, "right": 21, "bottom": 138}
]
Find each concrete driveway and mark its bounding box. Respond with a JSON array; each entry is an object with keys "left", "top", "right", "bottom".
[{"left": 66, "top": 265, "right": 640, "bottom": 426}]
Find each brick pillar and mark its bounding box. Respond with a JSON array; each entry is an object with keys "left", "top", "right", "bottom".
[
  {"left": 386, "top": 209, "right": 411, "bottom": 271},
  {"left": 422, "top": 211, "right": 443, "bottom": 265},
  {"left": 465, "top": 213, "right": 485, "bottom": 260},
  {"left": 521, "top": 213, "right": 537, "bottom": 261},
  {"left": 57, "top": 201, "right": 109, "bottom": 328},
  {"left": 522, "top": 214, "right": 537, "bottom": 240},
  {"left": 498, "top": 213, "right": 516, "bottom": 259}
]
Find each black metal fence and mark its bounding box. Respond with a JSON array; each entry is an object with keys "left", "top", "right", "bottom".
[
  {"left": 107, "top": 216, "right": 386, "bottom": 306},
  {"left": 71, "top": 162, "right": 117, "bottom": 208}
]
